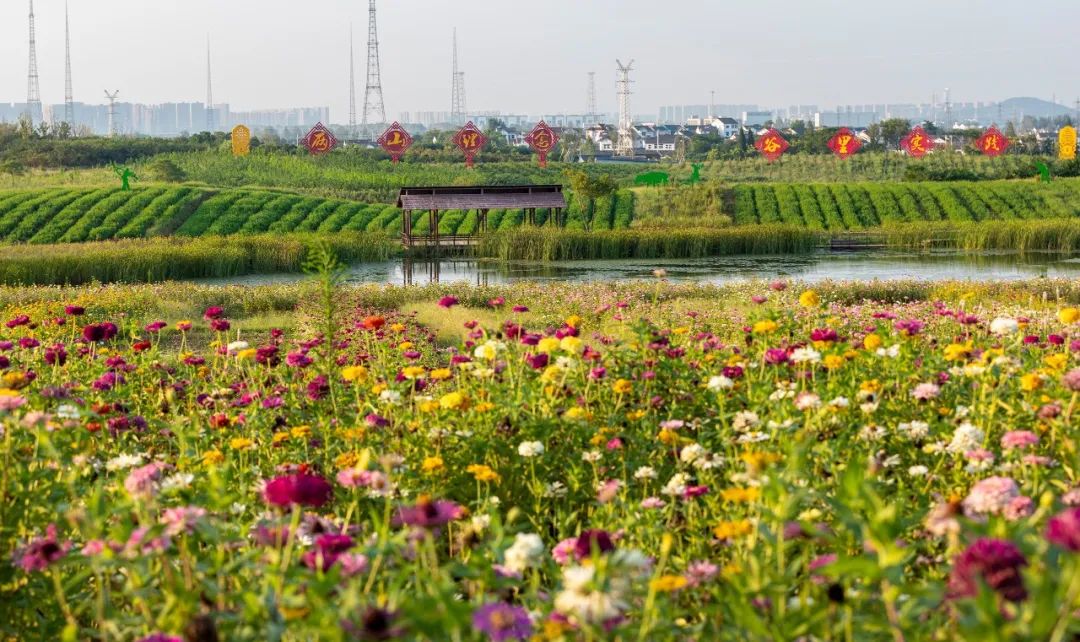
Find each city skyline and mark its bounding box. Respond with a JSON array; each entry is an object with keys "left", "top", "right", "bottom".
[{"left": 1, "top": 0, "right": 1077, "bottom": 124}]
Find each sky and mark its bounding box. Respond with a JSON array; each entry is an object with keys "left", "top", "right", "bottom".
[{"left": 1, "top": 0, "right": 1077, "bottom": 119}]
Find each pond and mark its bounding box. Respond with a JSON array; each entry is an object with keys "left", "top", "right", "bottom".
[{"left": 193, "top": 249, "right": 1080, "bottom": 286}]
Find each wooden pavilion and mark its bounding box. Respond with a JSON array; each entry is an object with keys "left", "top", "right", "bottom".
[{"left": 396, "top": 185, "right": 567, "bottom": 249}]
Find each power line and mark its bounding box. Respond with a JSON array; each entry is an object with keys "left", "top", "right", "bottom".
[
  {"left": 615, "top": 59, "right": 634, "bottom": 157},
  {"left": 104, "top": 90, "right": 119, "bottom": 137},
  {"left": 63, "top": 1, "right": 74, "bottom": 127}
]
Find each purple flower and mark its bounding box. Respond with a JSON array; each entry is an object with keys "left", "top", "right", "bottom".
[
  {"left": 574, "top": 529, "right": 615, "bottom": 559},
  {"left": 810, "top": 328, "right": 838, "bottom": 343},
  {"left": 893, "top": 319, "right": 924, "bottom": 337},
  {"left": 43, "top": 344, "right": 67, "bottom": 366},
  {"left": 393, "top": 498, "right": 464, "bottom": 529},
  {"left": 286, "top": 352, "right": 313, "bottom": 368},
  {"left": 524, "top": 353, "right": 548, "bottom": 369},
  {"left": 947, "top": 538, "right": 1027, "bottom": 603},
  {"left": 472, "top": 602, "right": 533, "bottom": 641},
  {"left": 12, "top": 524, "right": 71, "bottom": 572},
  {"left": 301, "top": 533, "right": 356, "bottom": 571},
  {"left": 1046, "top": 507, "right": 1080, "bottom": 552},
  {"left": 512, "top": 305, "right": 529, "bottom": 313},
  {"left": 263, "top": 473, "right": 333, "bottom": 508}
]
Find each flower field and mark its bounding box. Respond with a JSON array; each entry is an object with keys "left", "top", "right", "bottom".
[{"left": 1, "top": 278, "right": 1079, "bottom": 640}]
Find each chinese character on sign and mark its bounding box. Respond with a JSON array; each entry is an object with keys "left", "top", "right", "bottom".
[
  {"left": 231, "top": 125, "right": 251, "bottom": 157},
  {"left": 976, "top": 126, "right": 1009, "bottom": 158},
  {"left": 525, "top": 121, "right": 559, "bottom": 167},
  {"left": 754, "top": 128, "right": 789, "bottom": 162},
  {"left": 378, "top": 122, "right": 414, "bottom": 164},
  {"left": 453, "top": 121, "right": 488, "bottom": 168},
  {"left": 1059, "top": 126, "right": 1077, "bottom": 161},
  {"left": 827, "top": 128, "right": 862, "bottom": 160},
  {"left": 303, "top": 123, "right": 338, "bottom": 155},
  {"left": 901, "top": 126, "right": 934, "bottom": 159}
]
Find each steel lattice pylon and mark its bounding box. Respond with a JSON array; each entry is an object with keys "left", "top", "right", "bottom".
[
  {"left": 206, "top": 36, "right": 214, "bottom": 132},
  {"left": 450, "top": 29, "right": 466, "bottom": 125},
  {"left": 348, "top": 25, "right": 357, "bottom": 129},
  {"left": 26, "top": 0, "right": 42, "bottom": 127},
  {"left": 586, "top": 72, "right": 596, "bottom": 125},
  {"left": 64, "top": 2, "right": 74, "bottom": 127},
  {"left": 361, "top": 0, "right": 386, "bottom": 137},
  {"left": 616, "top": 59, "right": 634, "bottom": 157}
]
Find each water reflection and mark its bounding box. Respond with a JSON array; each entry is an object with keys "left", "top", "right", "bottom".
[{"left": 194, "top": 250, "right": 1080, "bottom": 287}]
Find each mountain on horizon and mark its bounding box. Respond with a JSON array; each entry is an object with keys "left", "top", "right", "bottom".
[{"left": 995, "top": 96, "right": 1074, "bottom": 120}]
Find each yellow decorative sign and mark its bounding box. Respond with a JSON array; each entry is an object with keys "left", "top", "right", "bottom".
[
  {"left": 232, "top": 124, "right": 251, "bottom": 157},
  {"left": 1059, "top": 126, "right": 1077, "bottom": 161}
]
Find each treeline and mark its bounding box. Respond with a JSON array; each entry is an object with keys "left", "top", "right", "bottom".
[{"left": 0, "top": 124, "right": 225, "bottom": 171}]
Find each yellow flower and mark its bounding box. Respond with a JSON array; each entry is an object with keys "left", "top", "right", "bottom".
[
  {"left": 740, "top": 451, "right": 781, "bottom": 473},
  {"left": 474, "top": 401, "right": 495, "bottom": 412},
  {"left": 201, "top": 449, "right": 224, "bottom": 466},
  {"left": 565, "top": 314, "right": 583, "bottom": 329},
  {"left": 823, "top": 354, "right": 845, "bottom": 370},
  {"left": 390, "top": 322, "right": 406, "bottom": 333},
  {"left": 418, "top": 399, "right": 439, "bottom": 413},
  {"left": 563, "top": 407, "right": 591, "bottom": 421},
  {"left": 1020, "top": 372, "right": 1043, "bottom": 392},
  {"left": 863, "top": 334, "right": 882, "bottom": 350},
  {"left": 860, "top": 379, "right": 881, "bottom": 394},
  {"left": 713, "top": 519, "right": 754, "bottom": 540},
  {"left": 236, "top": 348, "right": 257, "bottom": 361},
  {"left": 229, "top": 437, "right": 254, "bottom": 451},
  {"left": 371, "top": 382, "right": 388, "bottom": 395},
  {"left": 439, "top": 391, "right": 466, "bottom": 410},
  {"left": 421, "top": 456, "right": 445, "bottom": 474},
  {"left": 752, "top": 319, "right": 778, "bottom": 334},
  {"left": 340, "top": 427, "right": 366, "bottom": 440},
  {"left": 290, "top": 425, "right": 311, "bottom": 438},
  {"left": 398, "top": 341, "right": 414, "bottom": 351},
  {"left": 466, "top": 464, "right": 500, "bottom": 483},
  {"left": 721, "top": 487, "right": 761, "bottom": 503},
  {"left": 401, "top": 366, "right": 426, "bottom": 379},
  {"left": 540, "top": 366, "right": 563, "bottom": 383},
  {"left": 672, "top": 326, "right": 690, "bottom": 335},
  {"left": 649, "top": 575, "right": 689, "bottom": 592},
  {"left": 626, "top": 409, "right": 647, "bottom": 421},
  {"left": 612, "top": 379, "right": 633, "bottom": 394},
  {"left": 798, "top": 290, "right": 820, "bottom": 308},
  {"left": 537, "top": 337, "right": 561, "bottom": 354},
  {"left": 429, "top": 368, "right": 452, "bottom": 381},
  {"left": 335, "top": 452, "right": 361, "bottom": 469},
  {"left": 559, "top": 336, "right": 582, "bottom": 353},
  {"left": 1, "top": 372, "right": 29, "bottom": 390},
  {"left": 1058, "top": 308, "right": 1079, "bottom": 324},
  {"left": 272, "top": 432, "right": 290, "bottom": 445},
  {"left": 657, "top": 428, "right": 680, "bottom": 445},
  {"left": 341, "top": 365, "right": 368, "bottom": 382},
  {"left": 1044, "top": 353, "right": 1069, "bottom": 371},
  {"left": 944, "top": 341, "right": 973, "bottom": 362}
]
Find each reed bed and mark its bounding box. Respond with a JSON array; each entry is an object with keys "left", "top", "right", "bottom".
[
  {"left": 476, "top": 225, "right": 824, "bottom": 261},
  {"left": 880, "top": 220, "right": 1080, "bottom": 253},
  {"left": 0, "top": 232, "right": 396, "bottom": 285}
]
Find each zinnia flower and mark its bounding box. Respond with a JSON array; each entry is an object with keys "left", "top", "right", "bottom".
[
  {"left": 437, "top": 296, "right": 459, "bottom": 308},
  {"left": 472, "top": 602, "right": 532, "bottom": 641},
  {"left": 947, "top": 538, "right": 1027, "bottom": 602},
  {"left": 1046, "top": 507, "right": 1080, "bottom": 552},
  {"left": 393, "top": 497, "right": 464, "bottom": 529},
  {"left": 12, "top": 524, "right": 71, "bottom": 572},
  {"left": 263, "top": 473, "right": 333, "bottom": 508}
]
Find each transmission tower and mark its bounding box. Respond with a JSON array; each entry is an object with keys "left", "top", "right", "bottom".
[
  {"left": 944, "top": 87, "right": 952, "bottom": 130},
  {"left": 26, "top": 0, "right": 42, "bottom": 127},
  {"left": 615, "top": 59, "right": 634, "bottom": 157},
  {"left": 586, "top": 72, "right": 596, "bottom": 124},
  {"left": 206, "top": 36, "right": 214, "bottom": 132},
  {"left": 451, "top": 29, "right": 467, "bottom": 125},
  {"left": 104, "top": 90, "right": 119, "bottom": 137},
  {"left": 361, "top": 0, "right": 386, "bottom": 137},
  {"left": 63, "top": 2, "right": 74, "bottom": 127},
  {"left": 348, "top": 25, "right": 357, "bottom": 130}
]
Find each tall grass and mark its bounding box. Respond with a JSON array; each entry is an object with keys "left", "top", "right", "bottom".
[
  {"left": 880, "top": 220, "right": 1080, "bottom": 253},
  {"left": 476, "top": 225, "right": 824, "bottom": 261},
  {"left": 0, "top": 232, "right": 397, "bottom": 286}
]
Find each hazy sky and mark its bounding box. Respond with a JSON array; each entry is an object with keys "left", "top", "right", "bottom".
[{"left": 2, "top": 0, "right": 1077, "bottom": 119}]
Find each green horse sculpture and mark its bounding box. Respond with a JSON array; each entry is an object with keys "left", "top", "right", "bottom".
[
  {"left": 113, "top": 165, "right": 138, "bottom": 191},
  {"left": 634, "top": 171, "right": 670, "bottom": 187}
]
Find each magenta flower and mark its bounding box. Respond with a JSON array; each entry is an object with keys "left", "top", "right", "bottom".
[
  {"left": 136, "top": 635, "right": 182, "bottom": 642},
  {"left": 64, "top": 305, "right": 85, "bottom": 316},
  {"left": 12, "top": 524, "right": 71, "bottom": 572},
  {"left": 437, "top": 296, "right": 459, "bottom": 308},
  {"left": 574, "top": 529, "right": 615, "bottom": 559},
  {"left": 82, "top": 322, "right": 117, "bottom": 343},
  {"left": 947, "top": 538, "right": 1027, "bottom": 603},
  {"left": 1046, "top": 507, "right": 1080, "bottom": 552},
  {"left": 488, "top": 297, "right": 506, "bottom": 308},
  {"left": 203, "top": 306, "right": 225, "bottom": 320},
  {"left": 393, "top": 498, "right": 464, "bottom": 529},
  {"left": 472, "top": 602, "right": 532, "bottom": 641},
  {"left": 1001, "top": 430, "right": 1039, "bottom": 450},
  {"left": 893, "top": 319, "right": 924, "bottom": 336},
  {"left": 301, "top": 533, "right": 356, "bottom": 571},
  {"left": 144, "top": 321, "right": 167, "bottom": 333},
  {"left": 263, "top": 473, "right": 333, "bottom": 508}
]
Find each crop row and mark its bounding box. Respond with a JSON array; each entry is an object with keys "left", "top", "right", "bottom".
[{"left": 731, "top": 179, "right": 1080, "bottom": 229}]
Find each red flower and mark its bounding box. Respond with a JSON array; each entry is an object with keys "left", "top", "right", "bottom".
[
  {"left": 263, "top": 473, "right": 333, "bottom": 508},
  {"left": 361, "top": 316, "right": 386, "bottom": 330}
]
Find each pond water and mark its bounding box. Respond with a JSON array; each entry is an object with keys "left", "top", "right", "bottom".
[{"left": 194, "top": 249, "right": 1080, "bottom": 287}]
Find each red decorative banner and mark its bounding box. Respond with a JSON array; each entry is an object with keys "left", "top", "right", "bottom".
[
  {"left": 453, "top": 121, "right": 487, "bottom": 168},
  {"left": 302, "top": 122, "right": 338, "bottom": 155},
  {"left": 976, "top": 126, "right": 1009, "bottom": 157},
  {"left": 377, "top": 122, "right": 413, "bottom": 164},
  {"left": 525, "top": 120, "right": 559, "bottom": 167},
  {"left": 827, "top": 127, "right": 862, "bottom": 159},
  {"left": 901, "top": 126, "right": 934, "bottom": 158},
  {"left": 754, "top": 128, "right": 789, "bottom": 162}
]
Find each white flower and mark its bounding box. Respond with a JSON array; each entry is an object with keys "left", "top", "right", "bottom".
[
  {"left": 661, "top": 473, "right": 690, "bottom": 497},
  {"left": 679, "top": 443, "right": 707, "bottom": 464},
  {"left": 555, "top": 356, "right": 578, "bottom": 371},
  {"left": 794, "top": 392, "right": 821, "bottom": 411},
  {"left": 989, "top": 317, "right": 1019, "bottom": 336},
  {"left": 473, "top": 340, "right": 506, "bottom": 361},
  {"left": 56, "top": 404, "right": 81, "bottom": 420},
  {"left": 633, "top": 466, "right": 657, "bottom": 480},
  {"left": 554, "top": 565, "right": 626, "bottom": 624},
  {"left": 518, "top": 441, "right": 545, "bottom": 457},
  {"left": 736, "top": 431, "right": 770, "bottom": 443},
  {"left": 858, "top": 424, "right": 886, "bottom": 440},
  {"left": 947, "top": 422, "right": 985, "bottom": 454},
  {"left": 897, "top": 420, "right": 930, "bottom": 439},
  {"left": 544, "top": 481, "right": 568, "bottom": 498},
  {"left": 471, "top": 368, "right": 495, "bottom": 379},
  {"left": 790, "top": 347, "right": 821, "bottom": 364},
  {"left": 160, "top": 472, "right": 194, "bottom": 492},
  {"left": 732, "top": 410, "right": 760, "bottom": 432},
  {"left": 908, "top": 465, "right": 929, "bottom": 476},
  {"left": 106, "top": 454, "right": 144, "bottom": 471},
  {"left": 582, "top": 451, "right": 602, "bottom": 463},
  {"left": 829, "top": 396, "right": 850, "bottom": 409},
  {"left": 226, "top": 340, "right": 249, "bottom": 354},
  {"left": 379, "top": 389, "right": 402, "bottom": 405},
  {"left": 876, "top": 345, "right": 901, "bottom": 358},
  {"left": 504, "top": 533, "right": 545, "bottom": 573},
  {"left": 707, "top": 375, "right": 734, "bottom": 391}
]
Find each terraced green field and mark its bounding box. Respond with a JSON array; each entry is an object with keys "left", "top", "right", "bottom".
[
  {"left": 730, "top": 178, "right": 1080, "bottom": 229},
  {"left": 0, "top": 186, "right": 627, "bottom": 244}
]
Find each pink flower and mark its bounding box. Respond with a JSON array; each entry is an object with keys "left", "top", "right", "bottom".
[
  {"left": 640, "top": 497, "right": 666, "bottom": 509},
  {"left": 911, "top": 382, "right": 940, "bottom": 401},
  {"left": 1046, "top": 507, "right": 1080, "bottom": 552},
  {"left": 551, "top": 538, "right": 577, "bottom": 564},
  {"left": 263, "top": 473, "right": 333, "bottom": 508},
  {"left": 685, "top": 560, "right": 719, "bottom": 587},
  {"left": 392, "top": 498, "right": 464, "bottom": 529},
  {"left": 962, "top": 476, "right": 1019, "bottom": 517},
  {"left": 437, "top": 296, "right": 459, "bottom": 308},
  {"left": 1003, "top": 496, "right": 1034, "bottom": 521},
  {"left": 1001, "top": 430, "right": 1039, "bottom": 450},
  {"left": 160, "top": 506, "right": 207, "bottom": 535},
  {"left": 124, "top": 462, "right": 170, "bottom": 498},
  {"left": 12, "top": 524, "right": 71, "bottom": 572},
  {"left": 1062, "top": 369, "right": 1080, "bottom": 392}
]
